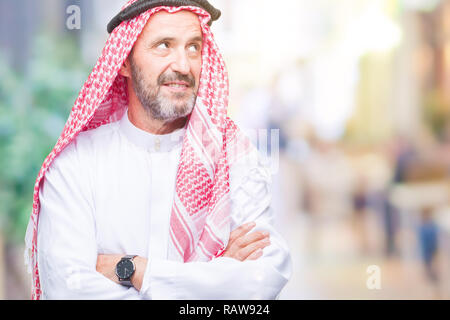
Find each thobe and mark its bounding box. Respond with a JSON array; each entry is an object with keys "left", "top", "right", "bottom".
[{"left": 35, "top": 109, "right": 292, "bottom": 299}]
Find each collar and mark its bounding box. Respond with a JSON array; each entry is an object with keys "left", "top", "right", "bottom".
[{"left": 119, "top": 109, "right": 186, "bottom": 153}]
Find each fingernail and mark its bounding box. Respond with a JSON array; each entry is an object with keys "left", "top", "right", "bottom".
[
  {"left": 247, "top": 222, "right": 256, "bottom": 228},
  {"left": 262, "top": 231, "right": 269, "bottom": 236}
]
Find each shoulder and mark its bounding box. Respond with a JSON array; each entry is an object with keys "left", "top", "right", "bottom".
[
  {"left": 76, "top": 121, "right": 120, "bottom": 151},
  {"left": 230, "top": 146, "right": 272, "bottom": 188},
  {"left": 47, "top": 121, "right": 120, "bottom": 175}
]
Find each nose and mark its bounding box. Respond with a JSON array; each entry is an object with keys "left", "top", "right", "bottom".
[{"left": 170, "top": 49, "right": 190, "bottom": 75}]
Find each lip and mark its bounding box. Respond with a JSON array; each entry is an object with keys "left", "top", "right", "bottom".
[{"left": 162, "top": 81, "right": 191, "bottom": 92}]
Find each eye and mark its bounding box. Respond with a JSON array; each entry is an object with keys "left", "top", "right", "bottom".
[
  {"left": 188, "top": 44, "right": 200, "bottom": 53},
  {"left": 156, "top": 42, "right": 169, "bottom": 50}
]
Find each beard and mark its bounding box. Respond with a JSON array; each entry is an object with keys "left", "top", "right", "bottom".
[{"left": 129, "top": 57, "right": 197, "bottom": 122}]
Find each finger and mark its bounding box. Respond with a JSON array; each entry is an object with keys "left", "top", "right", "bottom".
[
  {"left": 225, "top": 230, "right": 269, "bottom": 258},
  {"left": 237, "top": 237, "right": 271, "bottom": 261},
  {"left": 237, "top": 230, "right": 270, "bottom": 249},
  {"left": 230, "top": 221, "right": 256, "bottom": 239},
  {"left": 245, "top": 248, "right": 263, "bottom": 261},
  {"left": 228, "top": 221, "right": 256, "bottom": 245}
]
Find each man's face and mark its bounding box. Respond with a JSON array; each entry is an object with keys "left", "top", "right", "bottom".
[{"left": 127, "top": 11, "right": 203, "bottom": 121}]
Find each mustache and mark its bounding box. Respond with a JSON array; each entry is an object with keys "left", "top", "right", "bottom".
[{"left": 157, "top": 72, "right": 196, "bottom": 88}]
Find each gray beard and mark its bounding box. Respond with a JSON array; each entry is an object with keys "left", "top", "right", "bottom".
[{"left": 130, "top": 59, "right": 196, "bottom": 122}]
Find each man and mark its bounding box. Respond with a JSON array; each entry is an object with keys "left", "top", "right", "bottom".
[{"left": 24, "top": 0, "right": 292, "bottom": 300}]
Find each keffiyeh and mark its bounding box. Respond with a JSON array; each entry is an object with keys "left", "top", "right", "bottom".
[{"left": 25, "top": 0, "right": 252, "bottom": 300}]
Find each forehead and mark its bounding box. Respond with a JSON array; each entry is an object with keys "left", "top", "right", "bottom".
[{"left": 141, "top": 10, "right": 202, "bottom": 40}]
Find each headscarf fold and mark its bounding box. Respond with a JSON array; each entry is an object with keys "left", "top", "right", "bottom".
[{"left": 25, "top": 0, "right": 252, "bottom": 300}]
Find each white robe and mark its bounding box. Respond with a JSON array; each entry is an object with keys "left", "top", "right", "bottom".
[{"left": 34, "top": 109, "right": 292, "bottom": 299}]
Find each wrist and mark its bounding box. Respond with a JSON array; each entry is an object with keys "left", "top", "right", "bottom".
[{"left": 130, "top": 256, "right": 148, "bottom": 291}]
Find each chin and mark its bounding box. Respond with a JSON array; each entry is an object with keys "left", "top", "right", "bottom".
[{"left": 156, "top": 105, "right": 193, "bottom": 121}]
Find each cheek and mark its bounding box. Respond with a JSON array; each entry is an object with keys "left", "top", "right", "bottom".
[
  {"left": 193, "top": 60, "right": 202, "bottom": 86},
  {"left": 140, "top": 56, "right": 169, "bottom": 83}
]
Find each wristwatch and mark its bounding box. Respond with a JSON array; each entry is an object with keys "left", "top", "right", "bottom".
[{"left": 115, "top": 255, "right": 137, "bottom": 287}]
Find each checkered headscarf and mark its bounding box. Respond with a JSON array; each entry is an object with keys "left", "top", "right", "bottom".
[{"left": 25, "top": 0, "right": 251, "bottom": 300}]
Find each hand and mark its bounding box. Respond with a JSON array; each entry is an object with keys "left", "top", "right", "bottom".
[
  {"left": 96, "top": 254, "right": 147, "bottom": 291},
  {"left": 222, "top": 222, "right": 271, "bottom": 261}
]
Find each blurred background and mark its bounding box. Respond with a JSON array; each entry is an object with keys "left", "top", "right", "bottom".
[{"left": 1, "top": 0, "right": 450, "bottom": 299}]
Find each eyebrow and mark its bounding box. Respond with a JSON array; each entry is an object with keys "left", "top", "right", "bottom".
[{"left": 189, "top": 36, "right": 203, "bottom": 43}]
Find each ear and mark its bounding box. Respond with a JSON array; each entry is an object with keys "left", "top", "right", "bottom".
[{"left": 119, "top": 56, "right": 132, "bottom": 78}]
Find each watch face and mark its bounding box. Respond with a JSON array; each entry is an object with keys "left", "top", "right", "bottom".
[{"left": 116, "top": 259, "right": 135, "bottom": 280}]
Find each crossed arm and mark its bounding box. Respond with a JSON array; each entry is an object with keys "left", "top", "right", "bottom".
[
  {"left": 96, "top": 221, "right": 271, "bottom": 291},
  {"left": 36, "top": 142, "right": 292, "bottom": 299},
  {"left": 37, "top": 204, "right": 290, "bottom": 299}
]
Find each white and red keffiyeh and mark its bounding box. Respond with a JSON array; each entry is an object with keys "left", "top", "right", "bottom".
[{"left": 25, "top": 0, "right": 252, "bottom": 300}]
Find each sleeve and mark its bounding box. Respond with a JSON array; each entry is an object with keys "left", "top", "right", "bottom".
[
  {"left": 37, "top": 140, "right": 143, "bottom": 300},
  {"left": 139, "top": 148, "right": 293, "bottom": 300}
]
